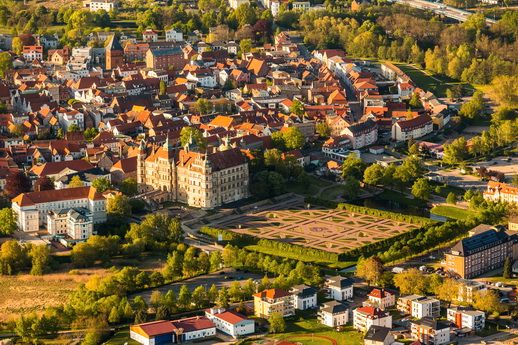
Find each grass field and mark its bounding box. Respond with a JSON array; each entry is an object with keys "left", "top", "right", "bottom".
[
  {"left": 104, "top": 330, "right": 140, "bottom": 345},
  {"left": 286, "top": 175, "right": 333, "bottom": 197},
  {"left": 430, "top": 205, "right": 478, "bottom": 221},
  {"left": 430, "top": 183, "right": 466, "bottom": 198},
  {"left": 272, "top": 316, "right": 364, "bottom": 345}
]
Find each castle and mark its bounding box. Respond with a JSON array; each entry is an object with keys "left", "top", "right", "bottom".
[{"left": 137, "top": 137, "right": 250, "bottom": 209}]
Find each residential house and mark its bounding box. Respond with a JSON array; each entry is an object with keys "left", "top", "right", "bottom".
[
  {"left": 483, "top": 181, "right": 518, "bottom": 204},
  {"left": 204, "top": 308, "right": 255, "bottom": 338},
  {"left": 446, "top": 307, "right": 485, "bottom": 331},
  {"left": 343, "top": 119, "right": 377, "bottom": 149},
  {"left": 353, "top": 307, "right": 392, "bottom": 332},
  {"left": 410, "top": 318, "right": 450, "bottom": 345},
  {"left": 411, "top": 297, "right": 441, "bottom": 319},
  {"left": 83, "top": 0, "right": 117, "bottom": 11},
  {"left": 325, "top": 276, "right": 354, "bottom": 301},
  {"left": 290, "top": 285, "right": 318, "bottom": 310},
  {"left": 318, "top": 301, "right": 349, "bottom": 328},
  {"left": 364, "top": 326, "right": 394, "bottom": 345},
  {"left": 23, "top": 46, "right": 43, "bottom": 61},
  {"left": 165, "top": 28, "right": 183, "bottom": 42},
  {"left": 391, "top": 114, "right": 433, "bottom": 142},
  {"left": 367, "top": 289, "right": 395, "bottom": 310},
  {"left": 142, "top": 29, "right": 159, "bottom": 42}
]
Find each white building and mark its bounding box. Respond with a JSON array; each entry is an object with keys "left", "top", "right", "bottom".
[
  {"left": 130, "top": 317, "right": 216, "bottom": 345},
  {"left": 229, "top": 0, "right": 249, "bottom": 9},
  {"left": 367, "top": 289, "right": 396, "bottom": 310},
  {"left": 412, "top": 297, "right": 441, "bottom": 319},
  {"left": 165, "top": 28, "right": 183, "bottom": 42},
  {"left": 186, "top": 71, "right": 217, "bottom": 88},
  {"left": 270, "top": 0, "right": 280, "bottom": 16},
  {"left": 142, "top": 29, "right": 159, "bottom": 42},
  {"left": 483, "top": 181, "right": 518, "bottom": 204},
  {"left": 290, "top": 285, "right": 318, "bottom": 310},
  {"left": 325, "top": 276, "right": 354, "bottom": 301},
  {"left": 22, "top": 46, "right": 43, "bottom": 61},
  {"left": 47, "top": 207, "right": 94, "bottom": 240},
  {"left": 83, "top": 0, "right": 117, "bottom": 11},
  {"left": 171, "top": 317, "right": 216, "bottom": 342},
  {"left": 447, "top": 307, "right": 485, "bottom": 331},
  {"left": 318, "top": 301, "right": 349, "bottom": 327},
  {"left": 292, "top": 1, "right": 310, "bottom": 10},
  {"left": 411, "top": 317, "right": 450, "bottom": 345},
  {"left": 57, "top": 108, "right": 85, "bottom": 131},
  {"left": 343, "top": 119, "right": 378, "bottom": 149},
  {"left": 12, "top": 186, "right": 107, "bottom": 233},
  {"left": 204, "top": 308, "right": 255, "bottom": 338},
  {"left": 391, "top": 114, "right": 433, "bottom": 141},
  {"left": 353, "top": 307, "right": 392, "bottom": 332}
]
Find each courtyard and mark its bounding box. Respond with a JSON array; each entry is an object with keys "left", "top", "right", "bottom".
[{"left": 204, "top": 195, "right": 417, "bottom": 254}]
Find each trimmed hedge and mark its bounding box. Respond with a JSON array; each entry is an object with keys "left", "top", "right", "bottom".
[
  {"left": 199, "top": 226, "right": 257, "bottom": 245},
  {"left": 305, "top": 196, "right": 435, "bottom": 226}
]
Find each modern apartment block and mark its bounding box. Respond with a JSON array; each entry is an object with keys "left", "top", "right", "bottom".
[
  {"left": 447, "top": 307, "right": 485, "bottom": 331},
  {"left": 253, "top": 289, "right": 294, "bottom": 318},
  {"left": 411, "top": 297, "right": 441, "bottom": 319},
  {"left": 444, "top": 226, "right": 514, "bottom": 278},
  {"left": 353, "top": 306, "right": 392, "bottom": 332},
  {"left": 324, "top": 276, "right": 354, "bottom": 301},
  {"left": 410, "top": 317, "right": 450, "bottom": 345}
]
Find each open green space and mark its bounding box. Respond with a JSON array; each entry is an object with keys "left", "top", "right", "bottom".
[
  {"left": 285, "top": 175, "right": 333, "bottom": 196},
  {"left": 104, "top": 330, "right": 140, "bottom": 345},
  {"left": 430, "top": 182, "right": 466, "bottom": 198},
  {"left": 378, "top": 189, "right": 426, "bottom": 208},
  {"left": 271, "top": 315, "right": 364, "bottom": 345},
  {"left": 430, "top": 205, "right": 478, "bottom": 221}
]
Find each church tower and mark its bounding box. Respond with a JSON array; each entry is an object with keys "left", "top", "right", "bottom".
[
  {"left": 137, "top": 139, "right": 147, "bottom": 190},
  {"left": 105, "top": 35, "right": 124, "bottom": 70}
]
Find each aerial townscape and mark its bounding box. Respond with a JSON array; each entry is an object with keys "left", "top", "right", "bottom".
[{"left": 0, "top": 0, "right": 516, "bottom": 343}]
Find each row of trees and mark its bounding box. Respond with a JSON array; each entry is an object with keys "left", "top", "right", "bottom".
[{"left": 0, "top": 240, "right": 51, "bottom": 275}]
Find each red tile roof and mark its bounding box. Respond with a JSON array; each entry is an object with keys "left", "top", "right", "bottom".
[
  {"left": 211, "top": 310, "right": 248, "bottom": 325},
  {"left": 12, "top": 186, "right": 104, "bottom": 206},
  {"left": 134, "top": 320, "right": 176, "bottom": 337},
  {"left": 171, "top": 316, "right": 215, "bottom": 332},
  {"left": 253, "top": 288, "right": 291, "bottom": 300},
  {"left": 30, "top": 160, "right": 94, "bottom": 177}
]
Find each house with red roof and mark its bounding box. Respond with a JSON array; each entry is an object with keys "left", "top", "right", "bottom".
[
  {"left": 205, "top": 307, "right": 255, "bottom": 337},
  {"left": 253, "top": 288, "right": 295, "bottom": 318},
  {"left": 367, "top": 288, "right": 396, "bottom": 310},
  {"left": 130, "top": 317, "right": 216, "bottom": 345}
]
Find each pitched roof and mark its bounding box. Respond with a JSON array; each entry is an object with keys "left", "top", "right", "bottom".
[
  {"left": 321, "top": 300, "right": 349, "bottom": 314},
  {"left": 210, "top": 310, "right": 249, "bottom": 325},
  {"left": 30, "top": 160, "right": 94, "bottom": 177},
  {"left": 368, "top": 288, "right": 394, "bottom": 299},
  {"left": 451, "top": 228, "right": 510, "bottom": 257},
  {"left": 105, "top": 35, "right": 123, "bottom": 51},
  {"left": 132, "top": 320, "right": 176, "bottom": 337},
  {"left": 171, "top": 316, "right": 215, "bottom": 332},
  {"left": 12, "top": 186, "right": 104, "bottom": 206},
  {"left": 253, "top": 288, "right": 291, "bottom": 300},
  {"left": 364, "top": 325, "right": 391, "bottom": 342},
  {"left": 111, "top": 156, "right": 137, "bottom": 173}
]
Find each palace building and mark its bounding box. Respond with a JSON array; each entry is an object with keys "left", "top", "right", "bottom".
[{"left": 137, "top": 137, "right": 249, "bottom": 209}]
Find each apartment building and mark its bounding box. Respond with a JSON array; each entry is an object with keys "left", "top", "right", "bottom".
[
  {"left": 367, "top": 289, "right": 396, "bottom": 310},
  {"left": 47, "top": 207, "right": 94, "bottom": 240},
  {"left": 325, "top": 276, "right": 354, "bottom": 301},
  {"left": 353, "top": 307, "right": 392, "bottom": 332},
  {"left": 12, "top": 186, "right": 106, "bottom": 233},
  {"left": 364, "top": 326, "right": 394, "bottom": 345},
  {"left": 444, "top": 227, "right": 514, "bottom": 278},
  {"left": 411, "top": 297, "right": 441, "bottom": 319},
  {"left": 410, "top": 318, "right": 450, "bottom": 345},
  {"left": 146, "top": 47, "right": 186, "bottom": 70},
  {"left": 165, "top": 28, "right": 183, "bottom": 42},
  {"left": 318, "top": 301, "right": 349, "bottom": 327},
  {"left": 457, "top": 280, "right": 487, "bottom": 303},
  {"left": 290, "top": 285, "right": 318, "bottom": 310},
  {"left": 397, "top": 295, "right": 423, "bottom": 315},
  {"left": 83, "top": 0, "right": 117, "bottom": 11},
  {"left": 342, "top": 119, "right": 378, "bottom": 149},
  {"left": 483, "top": 181, "right": 518, "bottom": 204},
  {"left": 22, "top": 46, "right": 43, "bottom": 61},
  {"left": 447, "top": 307, "right": 485, "bottom": 331},
  {"left": 391, "top": 114, "right": 433, "bottom": 141},
  {"left": 253, "top": 289, "right": 294, "bottom": 318}
]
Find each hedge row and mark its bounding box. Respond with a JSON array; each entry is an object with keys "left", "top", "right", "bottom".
[
  {"left": 199, "top": 226, "right": 257, "bottom": 246},
  {"left": 305, "top": 196, "right": 435, "bottom": 226}
]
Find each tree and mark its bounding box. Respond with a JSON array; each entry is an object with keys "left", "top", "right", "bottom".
[
  {"left": 68, "top": 175, "right": 84, "bottom": 188},
  {"left": 92, "top": 177, "right": 111, "bottom": 193},
  {"left": 341, "top": 153, "right": 363, "bottom": 179},
  {"left": 0, "top": 52, "right": 12, "bottom": 78},
  {"left": 343, "top": 176, "right": 360, "bottom": 200},
  {"left": 178, "top": 285, "right": 191, "bottom": 309},
  {"left": 443, "top": 137, "right": 468, "bottom": 165},
  {"left": 210, "top": 251, "right": 223, "bottom": 271},
  {"left": 289, "top": 99, "right": 305, "bottom": 117},
  {"left": 268, "top": 312, "right": 286, "bottom": 333},
  {"left": 239, "top": 38, "right": 253, "bottom": 54},
  {"left": 446, "top": 192, "right": 457, "bottom": 204},
  {"left": 473, "top": 290, "right": 505, "bottom": 314},
  {"left": 393, "top": 268, "right": 428, "bottom": 295},
  {"left": 193, "top": 98, "right": 213, "bottom": 115},
  {"left": 119, "top": 178, "right": 138, "bottom": 196},
  {"left": 363, "top": 164, "right": 385, "bottom": 186},
  {"left": 107, "top": 195, "right": 131, "bottom": 218},
  {"left": 83, "top": 128, "right": 99, "bottom": 141},
  {"left": 459, "top": 91, "right": 484, "bottom": 119},
  {"left": 34, "top": 176, "right": 54, "bottom": 192},
  {"left": 159, "top": 80, "right": 167, "bottom": 96},
  {"left": 71, "top": 242, "right": 97, "bottom": 268},
  {"left": 356, "top": 256, "right": 384, "bottom": 285},
  {"left": 394, "top": 156, "right": 423, "bottom": 185},
  {"left": 29, "top": 245, "right": 51, "bottom": 275},
  {"left": 0, "top": 208, "right": 18, "bottom": 236},
  {"left": 435, "top": 278, "right": 460, "bottom": 306},
  {"left": 503, "top": 257, "right": 512, "bottom": 279},
  {"left": 315, "top": 122, "right": 331, "bottom": 138},
  {"left": 4, "top": 170, "right": 31, "bottom": 199},
  {"left": 217, "top": 287, "right": 230, "bottom": 308},
  {"left": 409, "top": 93, "right": 422, "bottom": 108},
  {"left": 0, "top": 240, "right": 29, "bottom": 274},
  {"left": 180, "top": 127, "right": 207, "bottom": 150},
  {"left": 67, "top": 124, "right": 81, "bottom": 132},
  {"left": 282, "top": 127, "right": 304, "bottom": 151},
  {"left": 250, "top": 171, "right": 285, "bottom": 198},
  {"left": 411, "top": 178, "right": 431, "bottom": 200},
  {"left": 490, "top": 75, "right": 518, "bottom": 106},
  {"left": 12, "top": 37, "right": 23, "bottom": 55}
]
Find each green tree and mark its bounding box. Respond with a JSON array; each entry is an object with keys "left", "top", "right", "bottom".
[
  {"left": 411, "top": 178, "right": 431, "bottom": 200},
  {"left": 0, "top": 208, "right": 18, "bottom": 235},
  {"left": 191, "top": 285, "right": 207, "bottom": 308},
  {"left": 0, "top": 52, "right": 12, "bottom": 78},
  {"left": 473, "top": 290, "right": 505, "bottom": 314},
  {"left": 289, "top": 99, "right": 305, "bottom": 117},
  {"left": 446, "top": 192, "right": 457, "bottom": 205},
  {"left": 68, "top": 175, "right": 84, "bottom": 188},
  {"left": 282, "top": 127, "right": 304, "bottom": 150},
  {"left": 71, "top": 242, "right": 97, "bottom": 268},
  {"left": 443, "top": 137, "right": 468, "bottom": 165},
  {"left": 459, "top": 91, "right": 484, "bottom": 119},
  {"left": 356, "top": 256, "right": 384, "bottom": 285},
  {"left": 29, "top": 245, "right": 51, "bottom": 275},
  {"left": 394, "top": 156, "right": 423, "bottom": 185},
  {"left": 92, "top": 177, "right": 111, "bottom": 193},
  {"left": 343, "top": 176, "right": 360, "bottom": 200},
  {"left": 159, "top": 80, "right": 167, "bottom": 95},
  {"left": 107, "top": 195, "right": 131, "bottom": 218},
  {"left": 12, "top": 37, "right": 23, "bottom": 55},
  {"left": 193, "top": 98, "right": 213, "bottom": 115},
  {"left": 315, "top": 122, "right": 331, "bottom": 138},
  {"left": 503, "top": 257, "right": 512, "bottom": 279},
  {"left": 67, "top": 124, "right": 81, "bottom": 132},
  {"left": 0, "top": 240, "right": 29, "bottom": 274},
  {"left": 341, "top": 153, "right": 363, "bottom": 179},
  {"left": 363, "top": 164, "right": 385, "bottom": 186},
  {"left": 393, "top": 268, "right": 428, "bottom": 295},
  {"left": 408, "top": 93, "right": 422, "bottom": 108},
  {"left": 268, "top": 312, "right": 286, "bottom": 333},
  {"left": 83, "top": 128, "right": 99, "bottom": 141},
  {"left": 180, "top": 126, "right": 207, "bottom": 150},
  {"left": 178, "top": 285, "right": 191, "bottom": 309},
  {"left": 119, "top": 178, "right": 138, "bottom": 196},
  {"left": 239, "top": 38, "right": 252, "bottom": 54}
]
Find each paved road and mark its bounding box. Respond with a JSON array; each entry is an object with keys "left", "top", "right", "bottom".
[
  {"left": 394, "top": 0, "right": 496, "bottom": 25},
  {"left": 131, "top": 268, "right": 263, "bottom": 303}
]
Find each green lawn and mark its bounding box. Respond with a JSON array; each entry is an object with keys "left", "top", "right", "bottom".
[
  {"left": 104, "top": 330, "right": 140, "bottom": 345},
  {"left": 430, "top": 205, "right": 478, "bottom": 221},
  {"left": 271, "top": 315, "right": 364, "bottom": 345},
  {"left": 430, "top": 182, "right": 466, "bottom": 198},
  {"left": 378, "top": 190, "right": 427, "bottom": 208},
  {"left": 286, "top": 175, "right": 333, "bottom": 197}
]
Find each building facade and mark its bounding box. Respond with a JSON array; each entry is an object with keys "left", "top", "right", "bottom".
[
  {"left": 353, "top": 307, "right": 392, "bottom": 332},
  {"left": 253, "top": 289, "right": 294, "bottom": 318},
  {"left": 410, "top": 318, "right": 450, "bottom": 345},
  {"left": 47, "top": 207, "right": 94, "bottom": 240},
  {"left": 12, "top": 186, "right": 106, "bottom": 233},
  {"left": 204, "top": 308, "right": 255, "bottom": 337},
  {"left": 391, "top": 114, "right": 433, "bottom": 141},
  {"left": 367, "top": 289, "right": 395, "bottom": 310},
  {"left": 325, "top": 276, "right": 354, "bottom": 301},
  {"left": 483, "top": 181, "right": 518, "bottom": 204},
  {"left": 447, "top": 307, "right": 485, "bottom": 331},
  {"left": 318, "top": 300, "right": 349, "bottom": 327},
  {"left": 137, "top": 139, "right": 249, "bottom": 209},
  {"left": 290, "top": 285, "right": 318, "bottom": 310},
  {"left": 411, "top": 297, "right": 441, "bottom": 319}
]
